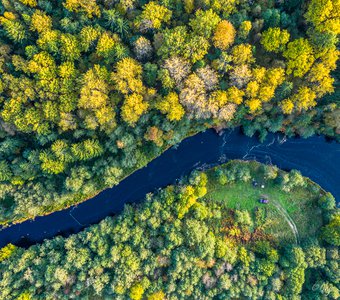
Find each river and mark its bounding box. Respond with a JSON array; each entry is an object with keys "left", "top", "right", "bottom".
[{"left": 0, "top": 128, "right": 339, "bottom": 248}]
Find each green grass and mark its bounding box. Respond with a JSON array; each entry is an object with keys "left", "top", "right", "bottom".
[{"left": 205, "top": 161, "right": 323, "bottom": 244}]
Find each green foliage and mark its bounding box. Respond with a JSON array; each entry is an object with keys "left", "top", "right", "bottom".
[
  {"left": 321, "top": 213, "right": 340, "bottom": 246},
  {"left": 0, "top": 0, "right": 338, "bottom": 226},
  {"left": 0, "top": 162, "right": 337, "bottom": 299}
]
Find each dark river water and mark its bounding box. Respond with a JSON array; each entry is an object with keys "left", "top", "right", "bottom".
[{"left": 0, "top": 128, "right": 339, "bottom": 248}]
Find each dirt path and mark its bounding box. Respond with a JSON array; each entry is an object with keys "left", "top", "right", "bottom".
[{"left": 272, "top": 200, "right": 300, "bottom": 244}]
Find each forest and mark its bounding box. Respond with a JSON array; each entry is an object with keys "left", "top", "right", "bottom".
[
  {"left": 0, "top": 0, "right": 339, "bottom": 225},
  {"left": 0, "top": 161, "right": 338, "bottom": 299}
]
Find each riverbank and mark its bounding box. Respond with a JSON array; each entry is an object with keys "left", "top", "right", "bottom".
[
  {"left": 205, "top": 160, "right": 324, "bottom": 244},
  {"left": 0, "top": 129, "right": 339, "bottom": 248},
  {"left": 1, "top": 160, "right": 337, "bottom": 299}
]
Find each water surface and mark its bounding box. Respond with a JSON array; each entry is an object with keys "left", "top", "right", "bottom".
[{"left": 0, "top": 128, "right": 339, "bottom": 248}]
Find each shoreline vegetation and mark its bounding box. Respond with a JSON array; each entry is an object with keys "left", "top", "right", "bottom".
[
  {"left": 0, "top": 161, "right": 338, "bottom": 299},
  {"left": 0, "top": 0, "right": 339, "bottom": 226},
  {"left": 0, "top": 127, "right": 202, "bottom": 227}
]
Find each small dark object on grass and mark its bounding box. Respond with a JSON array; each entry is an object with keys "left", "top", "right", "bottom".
[
  {"left": 252, "top": 179, "right": 258, "bottom": 187},
  {"left": 259, "top": 198, "right": 269, "bottom": 204}
]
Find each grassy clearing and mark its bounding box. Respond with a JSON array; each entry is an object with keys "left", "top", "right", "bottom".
[{"left": 205, "top": 161, "right": 323, "bottom": 244}]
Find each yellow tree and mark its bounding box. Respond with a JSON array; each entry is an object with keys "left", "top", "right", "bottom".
[
  {"left": 283, "top": 38, "right": 315, "bottom": 77},
  {"left": 213, "top": 20, "right": 236, "bottom": 50},
  {"left": 121, "top": 93, "right": 149, "bottom": 126},
  {"left": 156, "top": 92, "right": 185, "bottom": 121},
  {"left": 30, "top": 10, "right": 52, "bottom": 33},
  {"left": 281, "top": 98, "right": 294, "bottom": 114},
  {"left": 292, "top": 86, "right": 317, "bottom": 111},
  {"left": 112, "top": 58, "right": 145, "bottom": 95},
  {"left": 231, "top": 44, "right": 254, "bottom": 65},
  {"left": 79, "top": 65, "right": 110, "bottom": 110},
  {"left": 239, "top": 21, "right": 252, "bottom": 39},
  {"left": 261, "top": 27, "right": 290, "bottom": 53},
  {"left": 308, "top": 63, "right": 335, "bottom": 97},
  {"left": 96, "top": 32, "right": 116, "bottom": 58},
  {"left": 60, "top": 33, "right": 81, "bottom": 61},
  {"left": 78, "top": 65, "right": 116, "bottom": 130},
  {"left": 0, "top": 12, "right": 27, "bottom": 43},
  {"left": 137, "top": 1, "right": 172, "bottom": 31},
  {"left": 79, "top": 26, "right": 100, "bottom": 52},
  {"left": 37, "top": 30, "right": 60, "bottom": 54},
  {"left": 189, "top": 9, "right": 221, "bottom": 38},
  {"left": 19, "top": 0, "right": 37, "bottom": 7},
  {"left": 63, "top": 0, "right": 101, "bottom": 18},
  {"left": 305, "top": 0, "right": 340, "bottom": 34},
  {"left": 0, "top": 244, "right": 17, "bottom": 262},
  {"left": 247, "top": 98, "right": 261, "bottom": 113},
  {"left": 226, "top": 86, "right": 244, "bottom": 104}
]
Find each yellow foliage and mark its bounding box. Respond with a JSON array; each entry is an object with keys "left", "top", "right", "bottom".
[
  {"left": 60, "top": 33, "right": 81, "bottom": 61},
  {"left": 293, "top": 86, "right": 317, "bottom": 111},
  {"left": 95, "top": 106, "right": 116, "bottom": 126},
  {"left": 28, "top": 52, "right": 56, "bottom": 79},
  {"left": 209, "top": 90, "right": 228, "bottom": 108},
  {"left": 239, "top": 20, "right": 252, "bottom": 38},
  {"left": 79, "top": 65, "right": 109, "bottom": 110},
  {"left": 211, "top": 0, "right": 237, "bottom": 15},
  {"left": 252, "top": 67, "right": 266, "bottom": 82},
  {"left": 80, "top": 26, "right": 101, "bottom": 51},
  {"left": 16, "top": 292, "right": 32, "bottom": 300},
  {"left": 213, "top": 20, "right": 236, "bottom": 50},
  {"left": 121, "top": 93, "right": 149, "bottom": 126},
  {"left": 19, "top": 0, "right": 37, "bottom": 7},
  {"left": 3, "top": 12, "right": 16, "bottom": 21},
  {"left": 265, "top": 68, "right": 285, "bottom": 86},
  {"left": 231, "top": 44, "right": 254, "bottom": 65},
  {"left": 238, "top": 247, "right": 252, "bottom": 267},
  {"left": 130, "top": 283, "right": 144, "bottom": 300},
  {"left": 305, "top": 0, "right": 340, "bottom": 35},
  {"left": 0, "top": 243, "right": 17, "bottom": 262},
  {"left": 183, "top": 0, "right": 194, "bottom": 13},
  {"left": 139, "top": 1, "right": 172, "bottom": 29},
  {"left": 283, "top": 38, "right": 315, "bottom": 78},
  {"left": 96, "top": 32, "right": 116, "bottom": 57},
  {"left": 281, "top": 99, "right": 294, "bottom": 114},
  {"left": 37, "top": 30, "right": 59, "bottom": 53},
  {"left": 113, "top": 58, "right": 145, "bottom": 95},
  {"left": 30, "top": 10, "right": 52, "bottom": 33},
  {"left": 247, "top": 98, "right": 261, "bottom": 113},
  {"left": 156, "top": 92, "right": 185, "bottom": 121},
  {"left": 261, "top": 27, "right": 290, "bottom": 52},
  {"left": 318, "top": 47, "right": 340, "bottom": 70},
  {"left": 59, "top": 61, "right": 76, "bottom": 78},
  {"left": 258, "top": 85, "right": 275, "bottom": 102},
  {"left": 63, "top": 0, "right": 101, "bottom": 18},
  {"left": 148, "top": 291, "right": 165, "bottom": 300},
  {"left": 226, "top": 86, "right": 244, "bottom": 104},
  {"left": 246, "top": 81, "right": 259, "bottom": 98}
]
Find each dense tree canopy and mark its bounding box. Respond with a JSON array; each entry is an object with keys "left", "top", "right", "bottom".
[
  {"left": 0, "top": 0, "right": 338, "bottom": 225},
  {"left": 0, "top": 161, "right": 338, "bottom": 299}
]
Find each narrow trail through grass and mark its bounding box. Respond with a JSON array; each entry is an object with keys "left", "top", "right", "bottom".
[{"left": 272, "top": 199, "right": 300, "bottom": 244}]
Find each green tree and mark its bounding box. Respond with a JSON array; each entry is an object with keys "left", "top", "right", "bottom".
[{"left": 321, "top": 214, "right": 340, "bottom": 246}]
